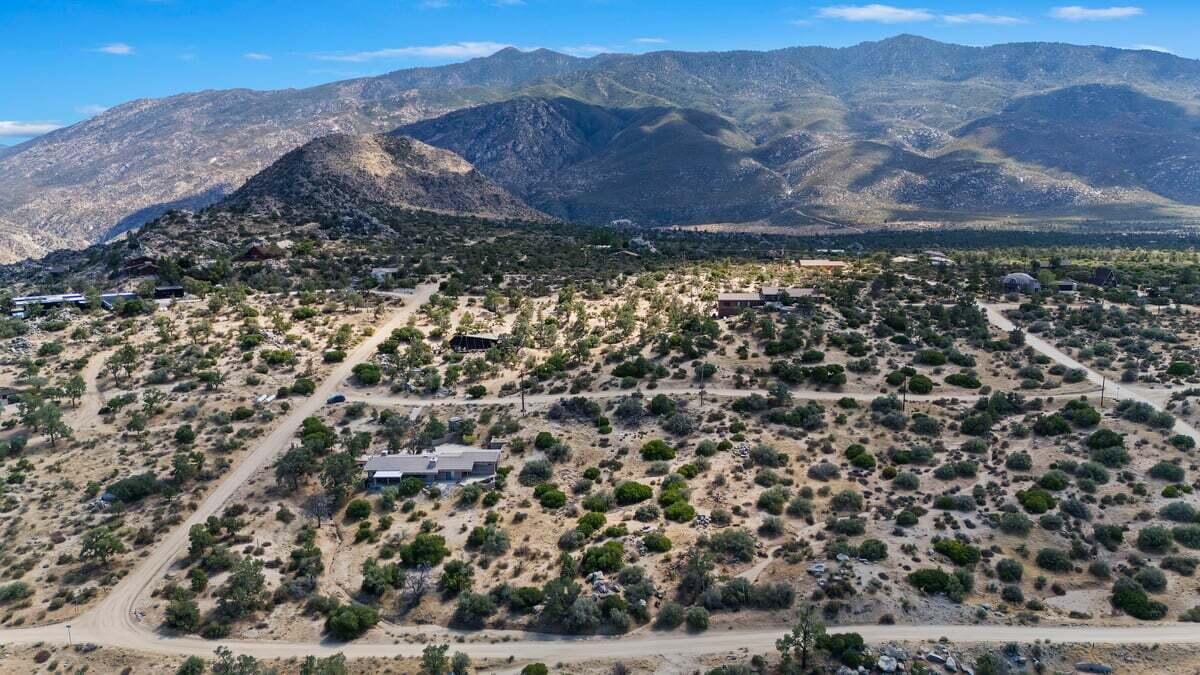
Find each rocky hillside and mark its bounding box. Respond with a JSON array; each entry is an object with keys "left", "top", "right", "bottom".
[
  {"left": 399, "top": 96, "right": 1155, "bottom": 226},
  {"left": 223, "top": 133, "right": 549, "bottom": 224},
  {"left": 398, "top": 97, "right": 787, "bottom": 225},
  {"left": 5, "top": 35, "right": 1200, "bottom": 259},
  {"left": 955, "top": 84, "right": 1200, "bottom": 205}
]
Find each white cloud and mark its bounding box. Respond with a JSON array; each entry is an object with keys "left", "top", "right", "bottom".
[
  {"left": 560, "top": 44, "right": 611, "bottom": 56},
  {"left": 1132, "top": 44, "right": 1172, "bottom": 53},
  {"left": 76, "top": 104, "right": 109, "bottom": 116},
  {"left": 634, "top": 37, "right": 668, "bottom": 44},
  {"left": 943, "top": 13, "right": 1025, "bottom": 25},
  {"left": 96, "top": 42, "right": 135, "bottom": 55},
  {"left": 316, "top": 42, "right": 514, "bottom": 62},
  {"left": 244, "top": 52, "right": 272, "bottom": 60},
  {"left": 818, "top": 4, "right": 935, "bottom": 23},
  {"left": 0, "top": 121, "right": 62, "bottom": 138},
  {"left": 1051, "top": 6, "right": 1143, "bottom": 21}
]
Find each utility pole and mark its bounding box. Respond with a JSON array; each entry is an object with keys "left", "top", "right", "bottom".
[
  {"left": 1100, "top": 376, "right": 1106, "bottom": 409},
  {"left": 65, "top": 624, "right": 72, "bottom": 647}
]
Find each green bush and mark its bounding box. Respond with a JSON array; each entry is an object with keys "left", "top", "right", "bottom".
[
  {"left": 581, "top": 541, "right": 625, "bottom": 574},
  {"left": 345, "top": 499, "right": 371, "bottom": 521},
  {"left": 1111, "top": 577, "right": 1167, "bottom": 620},
  {"left": 934, "top": 539, "right": 980, "bottom": 566},
  {"left": 1017, "top": 488, "right": 1056, "bottom": 514},
  {"left": 326, "top": 603, "right": 379, "bottom": 640},
  {"left": 1035, "top": 548, "right": 1072, "bottom": 573},
  {"left": 995, "top": 559, "right": 1023, "bottom": 583},
  {"left": 351, "top": 363, "right": 382, "bottom": 386},
  {"left": 640, "top": 439, "right": 676, "bottom": 461},
  {"left": 614, "top": 481, "right": 653, "bottom": 505},
  {"left": 1137, "top": 527, "right": 1172, "bottom": 554},
  {"left": 643, "top": 532, "right": 672, "bottom": 553}
]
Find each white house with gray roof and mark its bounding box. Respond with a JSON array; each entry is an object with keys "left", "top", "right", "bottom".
[{"left": 364, "top": 444, "right": 500, "bottom": 488}]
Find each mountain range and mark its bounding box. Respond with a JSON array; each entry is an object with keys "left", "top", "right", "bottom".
[{"left": 4, "top": 35, "right": 1200, "bottom": 262}]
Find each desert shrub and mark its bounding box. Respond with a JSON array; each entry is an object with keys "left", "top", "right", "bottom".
[
  {"left": 707, "top": 528, "right": 757, "bottom": 563},
  {"left": 1160, "top": 502, "right": 1197, "bottom": 523},
  {"left": 1173, "top": 525, "right": 1200, "bottom": 549},
  {"left": 1149, "top": 461, "right": 1185, "bottom": 483},
  {"left": 1135, "top": 567, "right": 1168, "bottom": 592},
  {"left": 995, "top": 559, "right": 1023, "bottom": 583},
  {"left": 1137, "top": 527, "right": 1172, "bottom": 554},
  {"left": 640, "top": 439, "right": 675, "bottom": 461},
  {"left": 934, "top": 539, "right": 980, "bottom": 566},
  {"left": 1035, "top": 548, "right": 1072, "bottom": 573},
  {"left": 1016, "top": 488, "right": 1055, "bottom": 514},
  {"left": 998, "top": 512, "right": 1033, "bottom": 537},
  {"left": 326, "top": 603, "right": 379, "bottom": 640},
  {"left": 1005, "top": 452, "right": 1033, "bottom": 471},
  {"left": 1111, "top": 577, "right": 1168, "bottom": 620}
]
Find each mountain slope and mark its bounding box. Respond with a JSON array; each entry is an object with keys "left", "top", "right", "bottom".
[
  {"left": 400, "top": 97, "right": 1163, "bottom": 225},
  {"left": 224, "top": 133, "right": 548, "bottom": 223},
  {"left": 6, "top": 36, "right": 1200, "bottom": 260},
  {"left": 398, "top": 97, "right": 786, "bottom": 225},
  {"left": 955, "top": 84, "right": 1200, "bottom": 204}
]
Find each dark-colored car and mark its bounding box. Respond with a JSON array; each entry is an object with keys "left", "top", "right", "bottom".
[{"left": 326, "top": 394, "right": 346, "bottom": 405}]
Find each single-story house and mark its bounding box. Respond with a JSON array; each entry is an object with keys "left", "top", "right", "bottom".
[
  {"left": 1002, "top": 272, "right": 1041, "bottom": 294},
  {"left": 717, "top": 292, "right": 764, "bottom": 318},
  {"left": 760, "top": 287, "right": 815, "bottom": 303},
  {"left": 364, "top": 445, "right": 501, "bottom": 488},
  {"left": 450, "top": 333, "right": 501, "bottom": 353},
  {"left": 370, "top": 267, "right": 399, "bottom": 283},
  {"left": 797, "top": 259, "right": 849, "bottom": 273},
  {"left": 98, "top": 292, "right": 139, "bottom": 310},
  {"left": 154, "top": 286, "right": 186, "bottom": 300},
  {"left": 11, "top": 293, "right": 88, "bottom": 316},
  {"left": 1054, "top": 279, "right": 1079, "bottom": 294}
]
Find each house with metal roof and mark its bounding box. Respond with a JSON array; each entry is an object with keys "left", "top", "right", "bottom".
[{"left": 364, "top": 444, "right": 500, "bottom": 488}]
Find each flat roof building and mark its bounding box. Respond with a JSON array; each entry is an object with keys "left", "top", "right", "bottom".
[{"left": 364, "top": 445, "right": 501, "bottom": 488}]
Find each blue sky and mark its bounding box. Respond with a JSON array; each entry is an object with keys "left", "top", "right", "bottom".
[{"left": 1, "top": 1, "right": 1194, "bottom": 143}]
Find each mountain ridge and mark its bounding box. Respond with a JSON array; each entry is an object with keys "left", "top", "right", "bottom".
[{"left": 5, "top": 35, "right": 1200, "bottom": 261}]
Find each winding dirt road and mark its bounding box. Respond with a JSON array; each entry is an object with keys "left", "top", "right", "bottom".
[{"left": 1, "top": 294, "right": 1198, "bottom": 665}]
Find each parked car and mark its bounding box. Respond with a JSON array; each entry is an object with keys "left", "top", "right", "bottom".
[{"left": 326, "top": 394, "right": 346, "bottom": 405}]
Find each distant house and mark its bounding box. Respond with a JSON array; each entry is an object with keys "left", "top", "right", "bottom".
[
  {"left": 1054, "top": 279, "right": 1079, "bottom": 294},
  {"left": 370, "top": 267, "right": 399, "bottom": 283},
  {"left": 98, "top": 292, "right": 139, "bottom": 310},
  {"left": 717, "top": 292, "right": 764, "bottom": 318},
  {"left": 121, "top": 256, "right": 159, "bottom": 277},
  {"left": 629, "top": 236, "right": 658, "bottom": 254},
  {"left": 364, "top": 445, "right": 501, "bottom": 488},
  {"left": 761, "top": 286, "right": 815, "bottom": 303},
  {"left": 610, "top": 219, "right": 634, "bottom": 227},
  {"left": 1001, "top": 272, "right": 1041, "bottom": 294},
  {"left": 10, "top": 293, "right": 89, "bottom": 316},
  {"left": 449, "top": 333, "right": 501, "bottom": 353},
  {"left": 1090, "top": 267, "right": 1119, "bottom": 288},
  {"left": 154, "top": 285, "right": 186, "bottom": 300},
  {"left": 238, "top": 244, "right": 284, "bottom": 262},
  {"left": 798, "top": 259, "right": 849, "bottom": 273}
]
